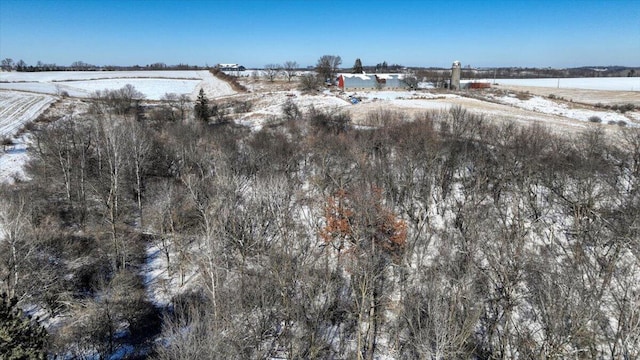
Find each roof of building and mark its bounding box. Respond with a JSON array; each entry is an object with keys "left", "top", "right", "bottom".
[{"left": 338, "top": 73, "right": 405, "bottom": 80}]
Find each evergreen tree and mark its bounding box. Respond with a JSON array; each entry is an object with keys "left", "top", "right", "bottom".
[
  {"left": 194, "top": 88, "right": 210, "bottom": 122},
  {"left": 0, "top": 293, "right": 48, "bottom": 359},
  {"left": 352, "top": 58, "right": 363, "bottom": 73}
]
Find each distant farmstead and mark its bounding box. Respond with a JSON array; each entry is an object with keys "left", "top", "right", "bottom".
[
  {"left": 338, "top": 73, "right": 407, "bottom": 90},
  {"left": 217, "top": 63, "right": 246, "bottom": 71}
]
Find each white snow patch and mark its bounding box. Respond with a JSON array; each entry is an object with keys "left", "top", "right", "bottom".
[
  {"left": 0, "top": 90, "right": 55, "bottom": 137},
  {"left": 486, "top": 77, "right": 640, "bottom": 91},
  {"left": 0, "top": 70, "right": 235, "bottom": 100},
  {"left": 0, "top": 70, "right": 203, "bottom": 82},
  {"left": 492, "top": 94, "right": 636, "bottom": 125},
  {"left": 0, "top": 138, "right": 30, "bottom": 184}
]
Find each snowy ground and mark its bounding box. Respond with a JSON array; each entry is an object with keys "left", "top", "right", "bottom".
[
  {"left": 0, "top": 91, "right": 56, "bottom": 184},
  {"left": 0, "top": 137, "right": 30, "bottom": 184},
  {"left": 478, "top": 77, "right": 640, "bottom": 91},
  {"left": 1, "top": 74, "right": 638, "bottom": 185},
  {"left": 0, "top": 70, "right": 203, "bottom": 82},
  {"left": 0, "top": 91, "right": 55, "bottom": 137},
  {"left": 0, "top": 70, "right": 235, "bottom": 100},
  {"left": 487, "top": 93, "right": 636, "bottom": 125}
]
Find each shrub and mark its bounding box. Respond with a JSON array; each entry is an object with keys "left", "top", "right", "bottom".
[
  {"left": 617, "top": 120, "right": 627, "bottom": 127},
  {"left": 282, "top": 99, "right": 301, "bottom": 121},
  {"left": 611, "top": 103, "right": 635, "bottom": 113},
  {"left": 608, "top": 120, "right": 617, "bottom": 125},
  {"left": 232, "top": 100, "right": 252, "bottom": 113},
  {"left": 588, "top": 116, "right": 602, "bottom": 123},
  {"left": 210, "top": 68, "right": 247, "bottom": 92},
  {"left": 515, "top": 91, "right": 532, "bottom": 100},
  {"left": 299, "top": 74, "right": 323, "bottom": 92},
  {"left": 308, "top": 106, "right": 351, "bottom": 134},
  {"left": 548, "top": 94, "right": 557, "bottom": 99}
]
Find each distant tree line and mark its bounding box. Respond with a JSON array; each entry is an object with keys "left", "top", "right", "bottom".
[{"left": 0, "top": 58, "right": 206, "bottom": 72}]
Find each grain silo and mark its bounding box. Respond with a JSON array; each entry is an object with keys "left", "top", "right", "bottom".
[{"left": 451, "top": 61, "right": 461, "bottom": 90}]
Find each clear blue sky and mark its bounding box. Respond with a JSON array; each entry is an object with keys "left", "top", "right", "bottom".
[{"left": 1, "top": 0, "right": 638, "bottom": 69}]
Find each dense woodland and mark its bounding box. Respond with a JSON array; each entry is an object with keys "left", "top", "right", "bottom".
[{"left": 1, "top": 88, "right": 639, "bottom": 359}]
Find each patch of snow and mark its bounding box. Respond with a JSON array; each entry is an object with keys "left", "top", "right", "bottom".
[
  {"left": 0, "top": 91, "right": 55, "bottom": 137},
  {"left": 194, "top": 70, "right": 235, "bottom": 99},
  {"left": 493, "top": 94, "right": 636, "bottom": 125},
  {"left": 236, "top": 91, "right": 349, "bottom": 130},
  {"left": 486, "top": 77, "right": 640, "bottom": 91},
  {"left": 142, "top": 242, "right": 199, "bottom": 308},
  {"left": 0, "top": 91, "right": 55, "bottom": 184},
  {"left": 0, "top": 138, "right": 30, "bottom": 184},
  {"left": 0, "top": 70, "right": 202, "bottom": 82},
  {"left": 0, "top": 70, "right": 236, "bottom": 100}
]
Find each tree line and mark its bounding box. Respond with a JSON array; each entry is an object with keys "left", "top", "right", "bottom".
[{"left": 0, "top": 58, "right": 206, "bottom": 72}]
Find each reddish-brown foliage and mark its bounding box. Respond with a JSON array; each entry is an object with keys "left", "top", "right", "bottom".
[{"left": 320, "top": 187, "right": 407, "bottom": 260}]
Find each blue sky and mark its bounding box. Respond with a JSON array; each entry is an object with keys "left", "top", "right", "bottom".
[{"left": 1, "top": 0, "right": 638, "bottom": 68}]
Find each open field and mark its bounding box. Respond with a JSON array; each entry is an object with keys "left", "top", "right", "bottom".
[
  {"left": 480, "top": 77, "right": 640, "bottom": 91},
  {"left": 229, "top": 77, "right": 640, "bottom": 132},
  {"left": 0, "top": 73, "right": 638, "bottom": 184},
  {"left": 0, "top": 70, "right": 235, "bottom": 100},
  {"left": 0, "top": 72, "right": 637, "bottom": 139},
  {"left": 492, "top": 84, "right": 640, "bottom": 106},
  {"left": 0, "top": 90, "right": 55, "bottom": 137}
]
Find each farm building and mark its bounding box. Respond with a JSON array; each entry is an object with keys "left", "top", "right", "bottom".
[
  {"left": 458, "top": 80, "right": 491, "bottom": 89},
  {"left": 217, "top": 63, "right": 246, "bottom": 71},
  {"left": 338, "top": 73, "right": 407, "bottom": 90},
  {"left": 451, "top": 61, "right": 461, "bottom": 90}
]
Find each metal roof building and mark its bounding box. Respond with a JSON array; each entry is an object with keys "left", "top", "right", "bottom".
[{"left": 338, "top": 73, "right": 406, "bottom": 90}]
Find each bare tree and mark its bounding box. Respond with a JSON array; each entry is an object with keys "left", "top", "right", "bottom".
[
  {"left": 1, "top": 58, "right": 14, "bottom": 71},
  {"left": 402, "top": 71, "right": 419, "bottom": 89},
  {"left": 264, "top": 64, "right": 282, "bottom": 82},
  {"left": 94, "top": 116, "right": 130, "bottom": 270},
  {"left": 283, "top": 61, "right": 298, "bottom": 82},
  {"left": 316, "top": 55, "right": 342, "bottom": 84},
  {"left": 124, "top": 119, "right": 152, "bottom": 229},
  {"left": 0, "top": 195, "right": 29, "bottom": 299}
]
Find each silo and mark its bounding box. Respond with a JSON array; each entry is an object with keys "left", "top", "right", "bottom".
[{"left": 451, "top": 61, "right": 461, "bottom": 90}]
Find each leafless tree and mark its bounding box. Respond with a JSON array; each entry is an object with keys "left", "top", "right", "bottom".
[
  {"left": 264, "top": 64, "right": 281, "bottom": 82},
  {"left": 0, "top": 195, "right": 29, "bottom": 299},
  {"left": 1, "top": 58, "right": 14, "bottom": 71},
  {"left": 94, "top": 116, "right": 130, "bottom": 270},
  {"left": 283, "top": 61, "right": 298, "bottom": 82},
  {"left": 316, "top": 55, "right": 342, "bottom": 83},
  {"left": 402, "top": 71, "right": 419, "bottom": 89},
  {"left": 161, "top": 93, "right": 190, "bottom": 122}
]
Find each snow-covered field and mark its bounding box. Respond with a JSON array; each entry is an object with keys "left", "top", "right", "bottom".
[
  {"left": 0, "top": 91, "right": 55, "bottom": 137},
  {"left": 483, "top": 77, "right": 640, "bottom": 91},
  {"left": 490, "top": 93, "right": 633, "bottom": 124},
  {"left": 0, "top": 70, "right": 202, "bottom": 82},
  {"left": 0, "top": 91, "right": 56, "bottom": 183},
  {"left": 0, "top": 70, "right": 235, "bottom": 100},
  {"left": 0, "top": 137, "right": 30, "bottom": 184}
]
